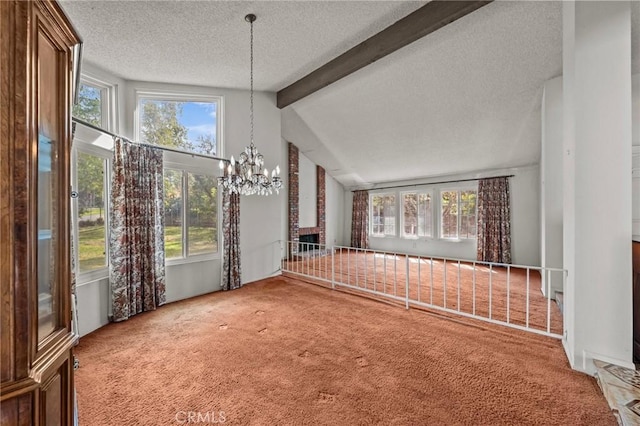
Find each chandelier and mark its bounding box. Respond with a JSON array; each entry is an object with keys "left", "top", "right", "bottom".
[{"left": 218, "top": 14, "right": 282, "bottom": 196}]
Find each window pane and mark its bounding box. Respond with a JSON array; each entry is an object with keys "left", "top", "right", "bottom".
[
  {"left": 188, "top": 174, "right": 217, "bottom": 255},
  {"left": 77, "top": 152, "right": 106, "bottom": 272},
  {"left": 73, "top": 83, "right": 102, "bottom": 127},
  {"left": 459, "top": 190, "right": 477, "bottom": 239},
  {"left": 418, "top": 193, "right": 432, "bottom": 237},
  {"left": 441, "top": 191, "right": 458, "bottom": 239},
  {"left": 139, "top": 99, "right": 217, "bottom": 156},
  {"left": 371, "top": 194, "right": 396, "bottom": 236},
  {"left": 403, "top": 193, "right": 418, "bottom": 237},
  {"left": 164, "top": 169, "right": 183, "bottom": 258}
]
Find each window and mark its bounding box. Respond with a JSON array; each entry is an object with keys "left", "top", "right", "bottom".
[
  {"left": 72, "top": 76, "right": 113, "bottom": 130},
  {"left": 187, "top": 174, "right": 218, "bottom": 255},
  {"left": 402, "top": 192, "right": 432, "bottom": 238},
  {"left": 371, "top": 193, "right": 396, "bottom": 236},
  {"left": 164, "top": 169, "right": 183, "bottom": 259},
  {"left": 163, "top": 169, "right": 218, "bottom": 260},
  {"left": 440, "top": 189, "right": 477, "bottom": 239},
  {"left": 137, "top": 93, "right": 220, "bottom": 156},
  {"left": 76, "top": 151, "right": 108, "bottom": 273},
  {"left": 73, "top": 83, "right": 103, "bottom": 127}
]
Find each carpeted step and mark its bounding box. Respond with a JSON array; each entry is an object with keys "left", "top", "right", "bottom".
[{"left": 594, "top": 359, "right": 640, "bottom": 425}]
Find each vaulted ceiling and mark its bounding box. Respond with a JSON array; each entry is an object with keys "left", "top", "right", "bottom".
[{"left": 61, "top": 1, "right": 639, "bottom": 188}]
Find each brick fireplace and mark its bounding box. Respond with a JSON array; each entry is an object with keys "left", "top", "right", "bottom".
[{"left": 288, "top": 142, "right": 325, "bottom": 248}]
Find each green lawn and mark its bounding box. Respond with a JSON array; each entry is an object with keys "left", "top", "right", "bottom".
[
  {"left": 165, "top": 225, "right": 217, "bottom": 258},
  {"left": 78, "top": 225, "right": 217, "bottom": 270},
  {"left": 78, "top": 225, "right": 106, "bottom": 272}
]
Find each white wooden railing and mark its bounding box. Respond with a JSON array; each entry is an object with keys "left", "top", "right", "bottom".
[{"left": 280, "top": 241, "right": 566, "bottom": 339}]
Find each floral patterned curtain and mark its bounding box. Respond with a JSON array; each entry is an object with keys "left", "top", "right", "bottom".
[
  {"left": 476, "top": 177, "right": 512, "bottom": 264},
  {"left": 351, "top": 190, "right": 369, "bottom": 249},
  {"left": 109, "top": 138, "right": 166, "bottom": 322},
  {"left": 222, "top": 189, "right": 241, "bottom": 290}
]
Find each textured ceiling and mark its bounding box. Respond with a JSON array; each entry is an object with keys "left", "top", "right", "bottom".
[
  {"left": 59, "top": 0, "right": 425, "bottom": 91},
  {"left": 61, "top": 1, "right": 639, "bottom": 188},
  {"left": 288, "top": 1, "right": 565, "bottom": 187}
]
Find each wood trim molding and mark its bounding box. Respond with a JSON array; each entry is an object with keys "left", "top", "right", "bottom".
[{"left": 276, "top": 0, "right": 493, "bottom": 108}]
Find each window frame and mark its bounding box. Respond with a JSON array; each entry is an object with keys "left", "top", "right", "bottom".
[
  {"left": 71, "top": 142, "right": 112, "bottom": 283},
  {"left": 401, "top": 190, "right": 434, "bottom": 240},
  {"left": 438, "top": 186, "right": 477, "bottom": 241},
  {"left": 74, "top": 74, "right": 117, "bottom": 132},
  {"left": 370, "top": 192, "right": 397, "bottom": 238},
  {"left": 163, "top": 159, "right": 220, "bottom": 265},
  {"left": 134, "top": 90, "right": 224, "bottom": 158}
]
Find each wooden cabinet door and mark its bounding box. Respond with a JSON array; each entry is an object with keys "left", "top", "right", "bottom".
[{"left": 1, "top": 1, "right": 80, "bottom": 424}]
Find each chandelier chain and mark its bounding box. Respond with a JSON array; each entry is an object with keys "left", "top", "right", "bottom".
[
  {"left": 217, "top": 13, "right": 282, "bottom": 196},
  {"left": 249, "top": 16, "right": 254, "bottom": 146}
]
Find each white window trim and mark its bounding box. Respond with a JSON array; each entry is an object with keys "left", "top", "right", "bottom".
[
  {"left": 438, "top": 186, "right": 477, "bottom": 241},
  {"left": 134, "top": 90, "right": 224, "bottom": 158},
  {"left": 401, "top": 190, "right": 434, "bottom": 240},
  {"left": 78, "top": 74, "right": 117, "bottom": 132},
  {"left": 72, "top": 142, "right": 113, "bottom": 284},
  {"left": 370, "top": 192, "right": 398, "bottom": 238}
]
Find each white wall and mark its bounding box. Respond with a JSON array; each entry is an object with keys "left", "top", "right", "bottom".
[
  {"left": 540, "top": 76, "right": 564, "bottom": 295},
  {"left": 345, "top": 165, "right": 540, "bottom": 265},
  {"left": 76, "top": 278, "right": 110, "bottom": 337},
  {"left": 633, "top": 74, "right": 640, "bottom": 238},
  {"left": 563, "top": 1, "right": 633, "bottom": 372},
  {"left": 326, "top": 173, "right": 345, "bottom": 246},
  {"left": 298, "top": 152, "right": 317, "bottom": 228}
]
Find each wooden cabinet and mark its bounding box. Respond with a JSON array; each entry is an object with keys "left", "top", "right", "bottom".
[{"left": 1, "top": 1, "right": 80, "bottom": 424}]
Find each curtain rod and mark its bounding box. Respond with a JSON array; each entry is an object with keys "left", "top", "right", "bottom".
[
  {"left": 72, "top": 117, "right": 227, "bottom": 162},
  {"left": 353, "top": 174, "right": 515, "bottom": 192}
]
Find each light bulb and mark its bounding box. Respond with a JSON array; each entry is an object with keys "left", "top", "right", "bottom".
[
  {"left": 264, "top": 168, "right": 269, "bottom": 177},
  {"left": 231, "top": 155, "right": 235, "bottom": 166},
  {"left": 228, "top": 164, "right": 232, "bottom": 175},
  {"left": 275, "top": 165, "right": 280, "bottom": 175},
  {"left": 248, "top": 169, "right": 252, "bottom": 177},
  {"left": 271, "top": 169, "right": 275, "bottom": 178}
]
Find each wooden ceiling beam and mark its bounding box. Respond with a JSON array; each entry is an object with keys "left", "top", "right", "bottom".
[{"left": 276, "top": 1, "right": 492, "bottom": 109}]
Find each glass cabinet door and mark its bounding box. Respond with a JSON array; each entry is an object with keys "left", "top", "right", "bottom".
[{"left": 37, "top": 31, "right": 61, "bottom": 343}]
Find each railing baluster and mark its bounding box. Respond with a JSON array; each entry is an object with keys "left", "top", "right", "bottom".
[
  {"left": 331, "top": 246, "right": 335, "bottom": 289},
  {"left": 430, "top": 257, "right": 434, "bottom": 305},
  {"left": 364, "top": 250, "right": 368, "bottom": 289},
  {"left": 506, "top": 265, "right": 511, "bottom": 324},
  {"left": 489, "top": 263, "right": 493, "bottom": 320},
  {"left": 405, "top": 254, "right": 410, "bottom": 309},
  {"left": 444, "top": 259, "right": 447, "bottom": 308},
  {"left": 394, "top": 254, "right": 398, "bottom": 296},
  {"left": 547, "top": 269, "right": 551, "bottom": 334},
  {"left": 383, "top": 253, "right": 387, "bottom": 294},
  {"left": 457, "top": 260, "right": 461, "bottom": 312},
  {"left": 349, "top": 247, "right": 352, "bottom": 286},
  {"left": 418, "top": 256, "right": 421, "bottom": 303},
  {"left": 472, "top": 262, "right": 476, "bottom": 316},
  {"left": 526, "top": 268, "right": 530, "bottom": 329},
  {"left": 355, "top": 248, "right": 359, "bottom": 287},
  {"left": 373, "top": 252, "right": 377, "bottom": 293}
]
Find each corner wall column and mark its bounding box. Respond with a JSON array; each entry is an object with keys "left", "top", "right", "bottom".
[{"left": 562, "top": 0, "right": 633, "bottom": 372}]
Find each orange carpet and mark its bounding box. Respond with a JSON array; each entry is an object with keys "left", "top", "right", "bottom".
[
  {"left": 284, "top": 250, "right": 563, "bottom": 335},
  {"left": 75, "top": 276, "right": 613, "bottom": 425}
]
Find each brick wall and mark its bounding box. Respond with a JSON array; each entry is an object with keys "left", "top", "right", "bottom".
[{"left": 288, "top": 142, "right": 326, "bottom": 247}]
